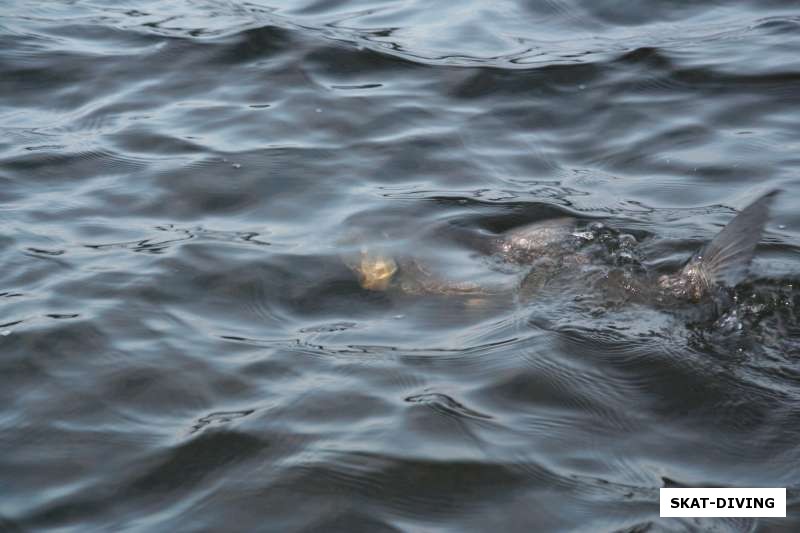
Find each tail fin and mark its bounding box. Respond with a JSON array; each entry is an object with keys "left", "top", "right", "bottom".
[{"left": 685, "top": 190, "right": 778, "bottom": 287}]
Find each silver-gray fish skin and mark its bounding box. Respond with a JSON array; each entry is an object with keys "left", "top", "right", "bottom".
[{"left": 492, "top": 218, "right": 578, "bottom": 265}]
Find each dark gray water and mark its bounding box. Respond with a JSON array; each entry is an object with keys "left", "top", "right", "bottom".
[{"left": 2, "top": 1, "right": 800, "bottom": 531}]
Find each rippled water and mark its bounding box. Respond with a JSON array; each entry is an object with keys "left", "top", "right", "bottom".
[{"left": 2, "top": 1, "right": 800, "bottom": 531}]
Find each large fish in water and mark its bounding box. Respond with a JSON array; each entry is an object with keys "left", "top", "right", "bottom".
[{"left": 344, "top": 191, "right": 779, "bottom": 312}]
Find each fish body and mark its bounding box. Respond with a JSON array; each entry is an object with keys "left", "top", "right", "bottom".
[
  {"left": 491, "top": 217, "right": 579, "bottom": 265},
  {"left": 344, "top": 191, "right": 778, "bottom": 312}
]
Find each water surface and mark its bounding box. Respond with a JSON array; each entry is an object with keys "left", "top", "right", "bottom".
[{"left": 2, "top": 0, "right": 800, "bottom": 531}]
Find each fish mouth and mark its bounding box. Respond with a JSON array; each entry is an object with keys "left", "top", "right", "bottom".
[{"left": 356, "top": 253, "right": 398, "bottom": 291}]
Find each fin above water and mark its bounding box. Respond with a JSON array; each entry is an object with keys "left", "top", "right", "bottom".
[{"left": 685, "top": 190, "right": 778, "bottom": 288}]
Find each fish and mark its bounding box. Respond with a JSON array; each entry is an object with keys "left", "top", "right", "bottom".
[{"left": 344, "top": 191, "right": 779, "bottom": 311}]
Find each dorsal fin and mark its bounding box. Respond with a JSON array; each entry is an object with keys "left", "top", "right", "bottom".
[{"left": 685, "top": 190, "right": 778, "bottom": 287}]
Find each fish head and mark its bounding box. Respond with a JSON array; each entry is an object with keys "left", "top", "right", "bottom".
[{"left": 356, "top": 251, "right": 398, "bottom": 291}]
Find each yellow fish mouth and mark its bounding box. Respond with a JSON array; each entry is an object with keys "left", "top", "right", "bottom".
[{"left": 357, "top": 253, "right": 398, "bottom": 291}]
